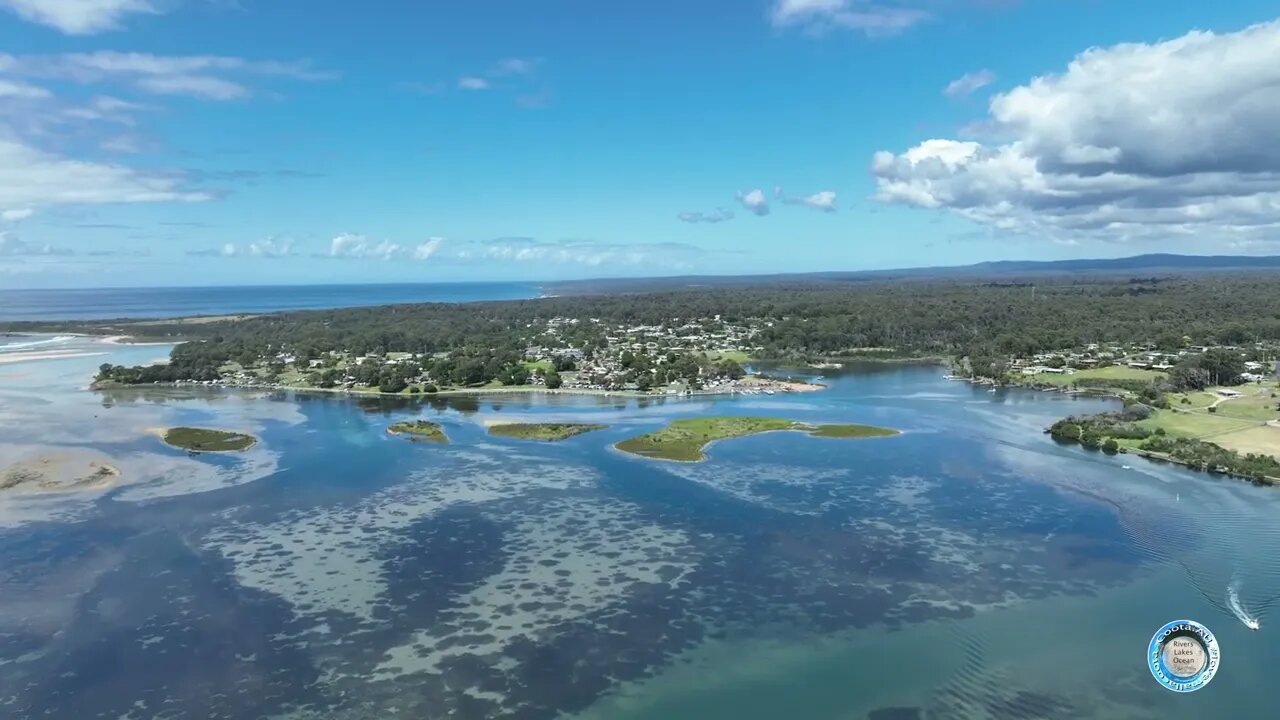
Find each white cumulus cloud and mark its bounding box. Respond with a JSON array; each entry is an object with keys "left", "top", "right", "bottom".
[
  {"left": 458, "top": 76, "right": 490, "bottom": 91},
  {"left": 778, "top": 187, "right": 838, "bottom": 212},
  {"left": 678, "top": 208, "right": 735, "bottom": 224},
  {"left": 872, "top": 20, "right": 1280, "bottom": 244},
  {"left": 770, "top": 0, "right": 928, "bottom": 35},
  {"left": 0, "top": 138, "right": 209, "bottom": 209},
  {"left": 413, "top": 237, "right": 444, "bottom": 260},
  {"left": 325, "top": 233, "right": 401, "bottom": 260},
  {"left": 0, "top": 51, "right": 328, "bottom": 101},
  {"left": 0, "top": 79, "right": 51, "bottom": 99},
  {"left": 0, "top": 0, "right": 159, "bottom": 35},
  {"left": 248, "top": 237, "right": 294, "bottom": 257},
  {"left": 737, "top": 189, "right": 770, "bottom": 216},
  {"left": 190, "top": 237, "right": 296, "bottom": 258},
  {"left": 2, "top": 208, "right": 34, "bottom": 222},
  {"left": 460, "top": 238, "right": 705, "bottom": 269},
  {"left": 0, "top": 232, "right": 72, "bottom": 256},
  {"left": 944, "top": 69, "right": 995, "bottom": 98}
]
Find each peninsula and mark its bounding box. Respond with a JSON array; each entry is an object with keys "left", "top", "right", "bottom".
[{"left": 615, "top": 416, "right": 900, "bottom": 462}]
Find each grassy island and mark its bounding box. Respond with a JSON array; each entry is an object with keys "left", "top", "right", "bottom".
[
  {"left": 488, "top": 423, "right": 608, "bottom": 442},
  {"left": 806, "top": 424, "right": 902, "bottom": 439},
  {"left": 615, "top": 416, "right": 900, "bottom": 462},
  {"left": 388, "top": 420, "right": 448, "bottom": 443},
  {"left": 163, "top": 427, "right": 257, "bottom": 452}
]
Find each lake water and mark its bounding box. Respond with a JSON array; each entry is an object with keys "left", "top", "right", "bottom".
[
  {"left": 0, "top": 281, "right": 541, "bottom": 322},
  {"left": 2, "top": 337, "right": 1279, "bottom": 719}
]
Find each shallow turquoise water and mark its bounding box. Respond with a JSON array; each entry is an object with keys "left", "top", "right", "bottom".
[{"left": 1, "top": 340, "right": 1278, "bottom": 719}]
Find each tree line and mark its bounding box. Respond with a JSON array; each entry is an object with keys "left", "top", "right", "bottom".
[{"left": 33, "top": 274, "right": 1280, "bottom": 386}]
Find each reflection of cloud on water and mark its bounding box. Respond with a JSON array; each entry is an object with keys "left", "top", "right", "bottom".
[
  {"left": 204, "top": 456, "right": 597, "bottom": 621},
  {"left": 877, "top": 475, "right": 933, "bottom": 508},
  {"left": 0, "top": 344, "right": 305, "bottom": 525},
  {"left": 113, "top": 450, "right": 280, "bottom": 502},
  {"left": 203, "top": 452, "right": 699, "bottom": 717},
  {"left": 662, "top": 462, "right": 857, "bottom": 514},
  {"left": 0, "top": 445, "right": 281, "bottom": 526},
  {"left": 375, "top": 496, "right": 695, "bottom": 681}
]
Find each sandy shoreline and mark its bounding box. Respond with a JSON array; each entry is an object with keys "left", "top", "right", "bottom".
[
  {"left": 103, "top": 377, "right": 827, "bottom": 401},
  {"left": 0, "top": 350, "right": 108, "bottom": 365},
  {"left": 101, "top": 335, "right": 175, "bottom": 347}
]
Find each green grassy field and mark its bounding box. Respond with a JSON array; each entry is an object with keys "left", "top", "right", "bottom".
[
  {"left": 615, "top": 416, "right": 898, "bottom": 462},
  {"left": 1027, "top": 366, "right": 1168, "bottom": 387},
  {"left": 162, "top": 427, "right": 257, "bottom": 452},
  {"left": 523, "top": 359, "right": 555, "bottom": 372},
  {"left": 1144, "top": 382, "right": 1280, "bottom": 456},
  {"left": 1136, "top": 410, "right": 1257, "bottom": 439},
  {"left": 1207, "top": 387, "right": 1279, "bottom": 422},
  {"left": 1213, "top": 426, "right": 1280, "bottom": 458},
  {"left": 488, "top": 423, "right": 608, "bottom": 442},
  {"left": 387, "top": 420, "right": 448, "bottom": 443},
  {"left": 703, "top": 350, "right": 751, "bottom": 364}
]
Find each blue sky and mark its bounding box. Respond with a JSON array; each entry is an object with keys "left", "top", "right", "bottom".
[{"left": 1, "top": 0, "right": 1278, "bottom": 288}]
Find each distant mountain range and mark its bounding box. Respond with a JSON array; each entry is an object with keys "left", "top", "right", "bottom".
[
  {"left": 549, "top": 254, "right": 1280, "bottom": 294},
  {"left": 959, "top": 253, "right": 1280, "bottom": 274}
]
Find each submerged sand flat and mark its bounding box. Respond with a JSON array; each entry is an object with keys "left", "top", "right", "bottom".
[
  {"left": 0, "top": 351, "right": 109, "bottom": 366},
  {"left": 1, "top": 450, "right": 121, "bottom": 493}
]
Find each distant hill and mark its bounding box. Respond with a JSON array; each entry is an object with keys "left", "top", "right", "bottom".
[
  {"left": 961, "top": 254, "right": 1280, "bottom": 274},
  {"left": 548, "top": 254, "right": 1280, "bottom": 294}
]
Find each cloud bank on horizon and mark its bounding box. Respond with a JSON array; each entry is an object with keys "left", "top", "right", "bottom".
[
  {"left": 873, "top": 20, "right": 1280, "bottom": 246},
  {"left": 1, "top": 0, "right": 1277, "bottom": 286}
]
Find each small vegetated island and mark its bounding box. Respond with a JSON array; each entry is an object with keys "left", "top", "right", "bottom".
[
  {"left": 162, "top": 427, "right": 257, "bottom": 452},
  {"left": 615, "top": 416, "right": 899, "bottom": 462},
  {"left": 387, "top": 420, "right": 448, "bottom": 443},
  {"left": 487, "top": 423, "right": 608, "bottom": 442}
]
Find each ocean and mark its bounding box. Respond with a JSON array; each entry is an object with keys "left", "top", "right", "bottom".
[
  {"left": 0, "top": 281, "right": 542, "bottom": 322},
  {"left": 2, "top": 345, "right": 1278, "bottom": 719}
]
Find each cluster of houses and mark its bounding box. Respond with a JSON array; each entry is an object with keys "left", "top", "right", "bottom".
[
  {"left": 206, "top": 315, "right": 771, "bottom": 395},
  {"left": 522, "top": 317, "right": 763, "bottom": 392},
  {"left": 1008, "top": 342, "right": 1279, "bottom": 382},
  {"left": 1243, "top": 361, "right": 1271, "bottom": 383}
]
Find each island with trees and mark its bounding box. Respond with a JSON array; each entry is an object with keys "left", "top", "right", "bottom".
[
  {"left": 614, "top": 417, "right": 900, "bottom": 462},
  {"left": 387, "top": 420, "right": 448, "bottom": 443},
  {"left": 487, "top": 423, "right": 608, "bottom": 442},
  {"left": 161, "top": 427, "right": 257, "bottom": 452}
]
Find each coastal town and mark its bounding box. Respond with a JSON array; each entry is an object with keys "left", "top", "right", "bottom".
[{"left": 97, "top": 314, "right": 823, "bottom": 397}]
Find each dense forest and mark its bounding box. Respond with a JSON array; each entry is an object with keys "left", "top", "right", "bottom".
[{"left": 12, "top": 275, "right": 1280, "bottom": 383}]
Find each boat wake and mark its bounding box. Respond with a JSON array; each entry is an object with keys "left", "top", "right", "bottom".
[{"left": 1229, "top": 581, "right": 1261, "bottom": 631}]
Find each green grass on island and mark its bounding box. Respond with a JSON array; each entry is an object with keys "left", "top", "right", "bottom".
[
  {"left": 162, "top": 427, "right": 256, "bottom": 452},
  {"left": 615, "top": 416, "right": 900, "bottom": 462},
  {"left": 487, "top": 422, "right": 608, "bottom": 442},
  {"left": 806, "top": 423, "right": 901, "bottom": 438},
  {"left": 387, "top": 420, "right": 448, "bottom": 443}
]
